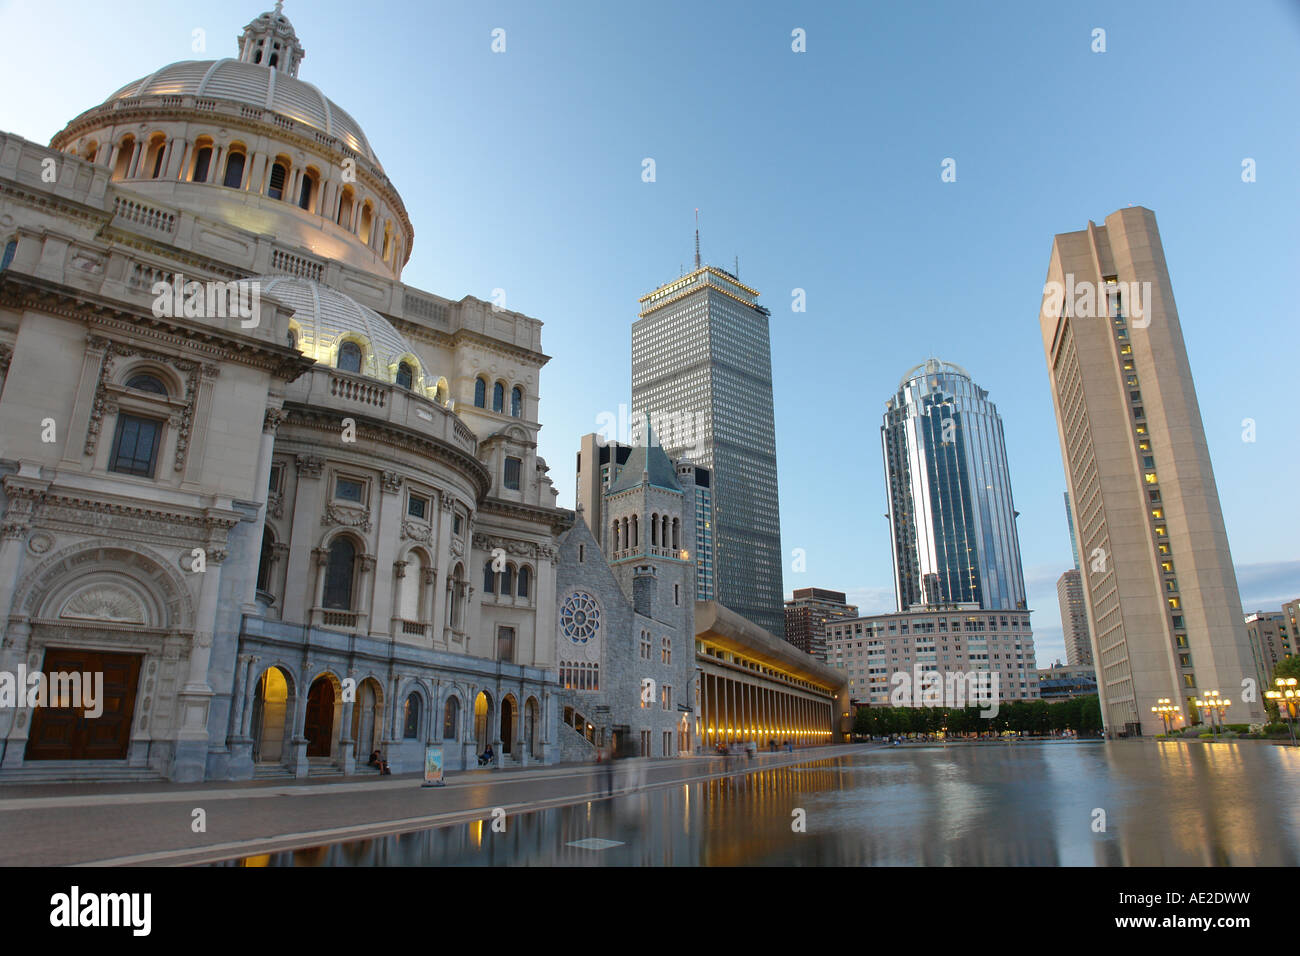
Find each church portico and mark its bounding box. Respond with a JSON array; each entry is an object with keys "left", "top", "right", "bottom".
[{"left": 231, "top": 614, "right": 559, "bottom": 777}]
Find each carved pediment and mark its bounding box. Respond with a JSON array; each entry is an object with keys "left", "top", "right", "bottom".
[{"left": 59, "top": 584, "right": 147, "bottom": 624}]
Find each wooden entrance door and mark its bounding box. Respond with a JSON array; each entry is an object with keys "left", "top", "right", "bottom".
[
  {"left": 304, "top": 678, "right": 335, "bottom": 757},
  {"left": 25, "top": 648, "right": 141, "bottom": 761}
]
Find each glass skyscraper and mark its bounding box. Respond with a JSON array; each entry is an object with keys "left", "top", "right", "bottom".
[
  {"left": 632, "top": 265, "right": 784, "bottom": 637},
  {"left": 881, "top": 359, "right": 1027, "bottom": 612}
]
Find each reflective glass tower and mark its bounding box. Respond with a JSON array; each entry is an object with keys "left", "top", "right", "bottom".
[
  {"left": 881, "top": 359, "right": 1027, "bottom": 612},
  {"left": 632, "top": 264, "right": 784, "bottom": 637}
]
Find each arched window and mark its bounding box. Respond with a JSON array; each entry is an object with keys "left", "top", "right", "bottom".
[
  {"left": 256, "top": 529, "right": 275, "bottom": 592},
  {"left": 510, "top": 387, "right": 523, "bottom": 418},
  {"left": 473, "top": 377, "right": 486, "bottom": 408},
  {"left": 517, "top": 565, "right": 530, "bottom": 599},
  {"left": 402, "top": 694, "right": 421, "bottom": 739},
  {"left": 223, "top": 150, "right": 246, "bottom": 189},
  {"left": 502, "top": 564, "right": 514, "bottom": 596},
  {"left": 337, "top": 187, "right": 354, "bottom": 227},
  {"left": 611, "top": 521, "right": 620, "bottom": 551},
  {"left": 672, "top": 517, "right": 680, "bottom": 549},
  {"left": 322, "top": 538, "right": 356, "bottom": 610},
  {"left": 483, "top": 560, "right": 496, "bottom": 594},
  {"left": 125, "top": 373, "right": 168, "bottom": 397},
  {"left": 192, "top": 146, "right": 212, "bottom": 183},
  {"left": 396, "top": 362, "right": 413, "bottom": 389},
  {"left": 359, "top": 203, "right": 373, "bottom": 244},
  {"left": 267, "top": 161, "right": 288, "bottom": 200},
  {"left": 631, "top": 514, "right": 638, "bottom": 547},
  {"left": 149, "top": 139, "right": 166, "bottom": 179},
  {"left": 298, "top": 173, "right": 315, "bottom": 211},
  {"left": 338, "top": 341, "right": 362, "bottom": 374},
  {"left": 651, "top": 513, "right": 659, "bottom": 546},
  {"left": 492, "top": 382, "right": 504, "bottom": 413},
  {"left": 443, "top": 697, "right": 460, "bottom": 740}
]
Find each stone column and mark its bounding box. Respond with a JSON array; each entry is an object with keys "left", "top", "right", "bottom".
[
  {"left": 431, "top": 493, "right": 453, "bottom": 644},
  {"left": 338, "top": 668, "right": 356, "bottom": 776},
  {"left": 241, "top": 407, "right": 284, "bottom": 613},
  {"left": 126, "top": 140, "right": 143, "bottom": 178},
  {"left": 286, "top": 454, "right": 326, "bottom": 622},
  {"left": 288, "top": 680, "right": 311, "bottom": 778},
  {"left": 369, "top": 470, "right": 403, "bottom": 635},
  {"left": 210, "top": 146, "right": 225, "bottom": 184},
  {"left": 356, "top": 555, "right": 376, "bottom": 633},
  {"left": 170, "top": 545, "right": 227, "bottom": 781},
  {"left": 165, "top": 137, "right": 189, "bottom": 179},
  {"left": 227, "top": 653, "right": 258, "bottom": 777},
  {"left": 421, "top": 565, "right": 437, "bottom": 641}
]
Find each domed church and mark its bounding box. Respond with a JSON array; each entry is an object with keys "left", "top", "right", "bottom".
[{"left": 0, "top": 5, "right": 583, "bottom": 781}]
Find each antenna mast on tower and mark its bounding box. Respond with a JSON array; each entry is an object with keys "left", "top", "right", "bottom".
[{"left": 694, "top": 209, "right": 701, "bottom": 270}]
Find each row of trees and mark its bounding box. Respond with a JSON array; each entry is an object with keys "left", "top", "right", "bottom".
[{"left": 852, "top": 694, "right": 1104, "bottom": 737}]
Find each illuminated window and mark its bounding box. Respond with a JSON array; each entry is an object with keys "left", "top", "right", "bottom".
[
  {"left": 1168, "top": 597, "right": 1181, "bottom": 610},
  {"left": 1145, "top": 473, "right": 1158, "bottom": 484},
  {"left": 1151, "top": 509, "right": 1163, "bottom": 519}
]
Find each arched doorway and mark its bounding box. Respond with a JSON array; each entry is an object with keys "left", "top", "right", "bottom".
[
  {"left": 473, "top": 691, "right": 493, "bottom": 752},
  {"left": 350, "top": 678, "right": 383, "bottom": 760},
  {"left": 304, "top": 676, "right": 335, "bottom": 758},
  {"left": 501, "top": 697, "right": 515, "bottom": 754},
  {"left": 250, "top": 666, "right": 291, "bottom": 763}
]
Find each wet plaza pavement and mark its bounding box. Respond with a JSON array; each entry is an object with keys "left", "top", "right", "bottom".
[{"left": 221, "top": 740, "right": 1300, "bottom": 866}]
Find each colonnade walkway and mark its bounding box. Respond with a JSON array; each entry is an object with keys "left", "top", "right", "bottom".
[{"left": 0, "top": 743, "right": 876, "bottom": 866}]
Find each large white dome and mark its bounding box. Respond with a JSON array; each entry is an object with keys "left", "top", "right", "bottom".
[{"left": 105, "top": 58, "right": 381, "bottom": 171}]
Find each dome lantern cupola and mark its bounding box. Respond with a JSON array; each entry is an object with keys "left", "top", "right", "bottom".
[{"left": 237, "top": 1, "right": 305, "bottom": 77}]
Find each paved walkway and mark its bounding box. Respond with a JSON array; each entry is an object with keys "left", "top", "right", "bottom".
[{"left": 0, "top": 744, "right": 874, "bottom": 866}]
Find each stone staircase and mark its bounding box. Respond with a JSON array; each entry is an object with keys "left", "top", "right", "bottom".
[{"left": 0, "top": 761, "right": 163, "bottom": 784}]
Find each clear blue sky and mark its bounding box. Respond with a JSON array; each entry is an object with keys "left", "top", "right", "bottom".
[{"left": 4, "top": 0, "right": 1298, "bottom": 664}]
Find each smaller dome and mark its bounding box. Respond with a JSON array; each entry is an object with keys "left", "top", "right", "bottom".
[{"left": 255, "top": 276, "right": 422, "bottom": 385}]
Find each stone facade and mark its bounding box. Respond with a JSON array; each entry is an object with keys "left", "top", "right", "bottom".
[
  {"left": 0, "top": 6, "right": 575, "bottom": 782},
  {"left": 553, "top": 433, "right": 698, "bottom": 757}
]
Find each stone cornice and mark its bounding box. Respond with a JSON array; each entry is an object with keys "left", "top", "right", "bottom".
[
  {"left": 0, "top": 272, "right": 314, "bottom": 382},
  {"left": 281, "top": 404, "right": 492, "bottom": 500},
  {"left": 0, "top": 180, "right": 114, "bottom": 230},
  {"left": 449, "top": 327, "right": 551, "bottom": 369},
  {"left": 480, "top": 496, "right": 573, "bottom": 535}
]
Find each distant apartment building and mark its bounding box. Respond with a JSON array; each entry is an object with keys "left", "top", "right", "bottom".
[
  {"left": 575, "top": 431, "right": 715, "bottom": 600},
  {"left": 1039, "top": 206, "right": 1265, "bottom": 734},
  {"left": 784, "top": 588, "right": 859, "bottom": 662},
  {"left": 1282, "top": 599, "right": 1300, "bottom": 663},
  {"left": 1037, "top": 662, "right": 1099, "bottom": 701},
  {"left": 826, "top": 606, "right": 1039, "bottom": 707},
  {"left": 1245, "top": 611, "right": 1293, "bottom": 687},
  {"left": 1057, "top": 569, "right": 1093, "bottom": 667}
]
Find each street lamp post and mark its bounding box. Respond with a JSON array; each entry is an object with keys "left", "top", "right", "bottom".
[
  {"left": 1265, "top": 677, "right": 1299, "bottom": 746},
  {"left": 1193, "top": 691, "right": 1230, "bottom": 740},
  {"left": 1150, "top": 698, "right": 1178, "bottom": 736}
]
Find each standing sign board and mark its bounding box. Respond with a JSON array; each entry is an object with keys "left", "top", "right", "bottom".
[{"left": 422, "top": 744, "right": 445, "bottom": 787}]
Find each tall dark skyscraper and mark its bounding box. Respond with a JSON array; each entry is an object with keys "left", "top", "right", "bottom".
[
  {"left": 881, "top": 359, "right": 1028, "bottom": 612},
  {"left": 632, "top": 261, "right": 784, "bottom": 637}
]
